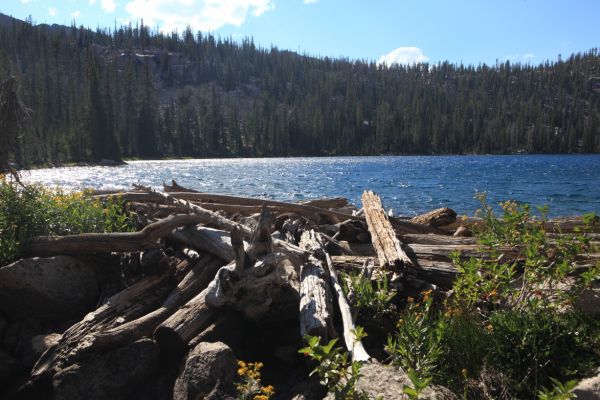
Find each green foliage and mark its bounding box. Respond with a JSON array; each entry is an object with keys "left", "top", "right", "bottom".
[
  {"left": 453, "top": 193, "right": 599, "bottom": 313},
  {"left": 299, "top": 335, "right": 370, "bottom": 400},
  {"left": 385, "top": 293, "right": 442, "bottom": 379},
  {"left": 383, "top": 195, "right": 600, "bottom": 398},
  {"left": 0, "top": 180, "right": 135, "bottom": 265},
  {"left": 402, "top": 368, "right": 432, "bottom": 400},
  {"left": 342, "top": 270, "right": 396, "bottom": 318},
  {"left": 486, "top": 310, "right": 596, "bottom": 397},
  {"left": 537, "top": 378, "right": 578, "bottom": 400}
]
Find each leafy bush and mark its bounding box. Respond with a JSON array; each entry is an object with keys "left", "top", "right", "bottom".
[
  {"left": 0, "top": 180, "right": 135, "bottom": 265},
  {"left": 385, "top": 293, "right": 442, "bottom": 379},
  {"left": 342, "top": 269, "right": 396, "bottom": 319},
  {"left": 299, "top": 335, "right": 370, "bottom": 400},
  {"left": 385, "top": 194, "right": 600, "bottom": 398}
]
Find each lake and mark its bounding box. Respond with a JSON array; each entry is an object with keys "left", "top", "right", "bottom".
[{"left": 20, "top": 155, "right": 600, "bottom": 217}]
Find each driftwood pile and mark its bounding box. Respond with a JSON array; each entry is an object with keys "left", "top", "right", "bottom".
[{"left": 1, "top": 181, "right": 599, "bottom": 399}]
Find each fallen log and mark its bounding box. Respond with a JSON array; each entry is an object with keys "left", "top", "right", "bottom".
[
  {"left": 170, "top": 226, "right": 236, "bottom": 262},
  {"left": 29, "top": 272, "right": 174, "bottom": 385},
  {"left": 299, "top": 230, "right": 336, "bottom": 340},
  {"left": 21, "top": 213, "right": 209, "bottom": 257},
  {"left": 331, "top": 255, "right": 459, "bottom": 289},
  {"left": 362, "top": 190, "right": 414, "bottom": 270},
  {"left": 409, "top": 207, "right": 457, "bottom": 228},
  {"left": 148, "top": 190, "right": 254, "bottom": 237},
  {"left": 154, "top": 209, "right": 300, "bottom": 357},
  {"left": 93, "top": 255, "right": 224, "bottom": 349},
  {"left": 322, "top": 238, "right": 370, "bottom": 362},
  {"left": 166, "top": 179, "right": 349, "bottom": 209}
]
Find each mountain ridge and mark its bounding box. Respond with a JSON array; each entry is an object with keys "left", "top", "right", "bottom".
[{"left": 0, "top": 12, "right": 598, "bottom": 165}]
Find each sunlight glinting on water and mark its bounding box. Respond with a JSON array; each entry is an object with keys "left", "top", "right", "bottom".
[{"left": 20, "top": 155, "right": 600, "bottom": 217}]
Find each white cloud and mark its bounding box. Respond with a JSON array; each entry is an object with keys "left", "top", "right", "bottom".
[
  {"left": 89, "top": 0, "right": 97, "bottom": 4},
  {"left": 377, "top": 47, "right": 429, "bottom": 67},
  {"left": 70, "top": 10, "right": 81, "bottom": 18},
  {"left": 503, "top": 53, "right": 535, "bottom": 63},
  {"left": 125, "top": 0, "right": 275, "bottom": 32},
  {"left": 303, "top": 0, "right": 319, "bottom": 4},
  {"left": 101, "top": 0, "right": 117, "bottom": 12},
  {"left": 20, "top": 0, "right": 32, "bottom": 4},
  {"left": 48, "top": 7, "right": 58, "bottom": 16}
]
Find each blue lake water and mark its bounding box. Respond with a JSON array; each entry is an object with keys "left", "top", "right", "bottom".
[{"left": 20, "top": 155, "right": 600, "bottom": 217}]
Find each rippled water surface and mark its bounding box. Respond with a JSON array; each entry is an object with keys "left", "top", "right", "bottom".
[{"left": 21, "top": 155, "right": 600, "bottom": 217}]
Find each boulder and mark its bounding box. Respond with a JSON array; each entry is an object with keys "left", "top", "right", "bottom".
[
  {"left": 0, "top": 256, "right": 99, "bottom": 321},
  {"left": 52, "top": 338, "right": 159, "bottom": 400},
  {"left": 573, "top": 370, "right": 600, "bottom": 400},
  {"left": 326, "top": 362, "right": 457, "bottom": 400},
  {"left": 575, "top": 281, "right": 600, "bottom": 316},
  {"left": 173, "top": 341, "right": 237, "bottom": 400},
  {"left": 0, "top": 350, "right": 19, "bottom": 386}
]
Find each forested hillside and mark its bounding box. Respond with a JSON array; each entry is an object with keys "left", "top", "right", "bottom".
[{"left": 1, "top": 13, "right": 599, "bottom": 165}]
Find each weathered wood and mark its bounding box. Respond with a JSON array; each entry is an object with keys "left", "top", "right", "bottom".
[
  {"left": 362, "top": 190, "right": 414, "bottom": 269},
  {"left": 170, "top": 226, "right": 236, "bottom": 262},
  {"left": 322, "top": 244, "right": 370, "bottom": 362},
  {"left": 331, "top": 255, "right": 459, "bottom": 289},
  {"left": 154, "top": 209, "right": 300, "bottom": 356},
  {"left": 149, "top": 190, "right": 255, "bottom": 237},
  {"left": 93, "top": 255, "right": 223, "bottom": 349},
  {"left": 166, "top": 179, "right": 349, "bottom": 210},
  {"left": 299, "top": 197, "right": 349, "bottom": 209},
  {"left": 96, "top": 191, "right": 444, "bottom": 234},
  {"left": 402, "top": 233, "right": 476, "bottom": 246},
  {"left": 299, "top": 230, "right": 335, "bottom": 340},
  {"left": 164, "top": 179, "right": 199, "bottom": 193},
  {"left": 30, "top": 273, "right": 174, "bottom": 385},
  {"left": 410, "top": 207, "right": 457, "bottom": 227},
  {"left": 231, "top": 225, "right": 248, "bottom": 271},
  {"left": 21, "top": 213, "right": 208, "bottom": 257}
]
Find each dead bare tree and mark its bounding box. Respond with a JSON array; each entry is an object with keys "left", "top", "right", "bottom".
[{"left": 0, "top": 75, "right": 32, "bottom": 182}]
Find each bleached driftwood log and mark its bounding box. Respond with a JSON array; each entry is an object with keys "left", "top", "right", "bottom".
[
  {"left": 298, "top": 230, "right": 336, "bottom": 340},
  {"left": 409, "top": 207, "right": 457, "bottom": 228},
  {"left": 21, "top": 214, "right": 208, "bottom": 257},
  {"left": 362, "top": 190, "right": 414, "bottom": 270},
  {"left": 154, "top": 207, "right": 299, "bottom": 356}
]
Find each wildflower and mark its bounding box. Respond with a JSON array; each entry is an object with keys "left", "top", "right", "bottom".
[{"left": 422, "top": 289, "right": 433, "bottom": 302}]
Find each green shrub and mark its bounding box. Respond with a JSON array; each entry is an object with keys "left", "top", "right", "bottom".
[
  {"left": 0, "top": 180, "right": 135, "bottom": 265},
  {"left": 486, "top": 309, "right": 597, "bottom": 398},
  {"left": 385, "top": 293, "right": 442, "bottom": 379},
  {"left": 299, "top": 335, "right": 370, "bottom": 400}
]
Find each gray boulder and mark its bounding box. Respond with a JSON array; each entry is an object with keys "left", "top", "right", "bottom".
[
  {"left": 573, "top": 370, "right": 600, "bottom": 400},
  {"left": 52, "top": 338, "right": 159, "bottom": 400},
  {"left": 326, "top": 362, "right": 457, "bottom": 400},
  {"left": 0, "top": 256, "right": 99, "bottom": 321},
  {"left": 0, "top": 350, "right": 19, "bottom": 386},
  {"left": 173, "top": 341, "right": 237, "bottom": 400}
]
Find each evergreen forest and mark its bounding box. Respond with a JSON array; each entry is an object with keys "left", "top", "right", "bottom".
[{"left": 1, "top": 13, "right": 599, "bottom": 165}]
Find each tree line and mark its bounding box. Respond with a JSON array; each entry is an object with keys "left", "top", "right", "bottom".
[{"left": 0, "top": 14, "right": 599, "bottom": 165}]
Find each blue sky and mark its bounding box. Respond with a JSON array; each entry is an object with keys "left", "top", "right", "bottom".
[{"left": 2, "top": 0, "right": 599, "bottom": 66}]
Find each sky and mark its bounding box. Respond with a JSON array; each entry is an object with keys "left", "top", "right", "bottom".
[{"left": 2, "top": 0, "right": 599, "bottom": 66}]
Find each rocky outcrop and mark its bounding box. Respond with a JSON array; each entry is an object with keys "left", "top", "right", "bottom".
[
  {"left": 573, "top": 370, "right": 600, "bottom": 400},
  {"left": 173, "top": 341, "right": 237, "bottom": 400},
  {"left": 326, "top": 362, "right": 457, "bottom": 400},
  {"left": 0, "top": 256, "right": 99, "bottom": 321},
  {"left": 52, "top": 338, "right": 159, "bottom": 400}
]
